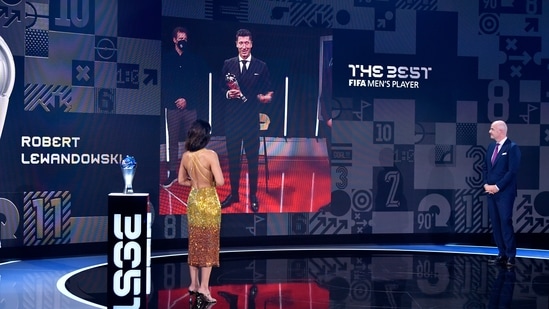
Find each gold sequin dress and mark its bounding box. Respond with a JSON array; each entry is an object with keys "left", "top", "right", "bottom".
[{"left": 187, "top": 150, "right": 221, "bottom": 268}]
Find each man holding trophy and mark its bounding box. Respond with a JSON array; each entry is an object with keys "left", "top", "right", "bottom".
[{"left": 220, "top": 28, "right": 273, "bottom": 213}]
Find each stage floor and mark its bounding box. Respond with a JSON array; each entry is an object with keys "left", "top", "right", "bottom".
[{"left": 1, "top": 245, "right": 549, "bottom": 308}]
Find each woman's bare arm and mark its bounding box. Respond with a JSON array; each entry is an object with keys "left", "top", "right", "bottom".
[
  {"left": 209, "top": 150, "right": 224, "bottom": 187},
  {"left": 177, "top": 152, "right": 192, "bottom": 186}
]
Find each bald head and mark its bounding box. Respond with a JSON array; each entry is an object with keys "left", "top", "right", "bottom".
[{"left": 489, "top": 120, "right": 507, "bottom": 142}]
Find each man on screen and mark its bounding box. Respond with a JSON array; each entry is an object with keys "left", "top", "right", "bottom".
[
  {"left": 220, "top": 28, "right": 274, "bottom": 213},
  {"left": 161, "top": 26, "right": 207, "bottom": 187}
]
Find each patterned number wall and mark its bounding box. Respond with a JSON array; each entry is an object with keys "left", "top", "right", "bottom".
[
  {"left": 1, "top": 1, "right": 548, "bottom": 254},
  {"left": 0, "top": 0, "right": 160, "bottom": 250},
  {"left": 330, "top": 1, "right": 548, "bottom": 237}
]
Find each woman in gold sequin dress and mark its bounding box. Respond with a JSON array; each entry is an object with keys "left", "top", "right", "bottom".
[{"left": 178, "top": 120, "right": 224, "bottom": 303}]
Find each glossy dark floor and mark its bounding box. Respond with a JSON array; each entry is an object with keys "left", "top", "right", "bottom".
[{"left": 1, "top": 245, "right": 549, "bottom": 308}]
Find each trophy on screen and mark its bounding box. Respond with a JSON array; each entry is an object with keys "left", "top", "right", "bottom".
[
  {"left": 120, "top": 155, "right": 137, "bottom": 194},
  {"left": 0, "top": 36, "right": 16, "bottom": 141},
  {"left": 225, "top": 73, "right": 247, "bottom": 102}
]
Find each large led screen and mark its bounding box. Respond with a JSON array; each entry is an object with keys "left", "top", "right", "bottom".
[
  {"left": 1, "top": 0, "right": 548, "bottom": 256},
  {"left": 156, "top": 16, "right": 332, "bottom": 240}
]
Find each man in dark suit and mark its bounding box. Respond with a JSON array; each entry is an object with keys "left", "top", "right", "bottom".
[
  {"left": 161, "top": 26, "right": 207, "bottom": 187},
  {"left": 220, "top": 29, "right": 273, "bottom": 212},
  {"left": 483, "top": 120, "right": 521, "bottom": 268}
]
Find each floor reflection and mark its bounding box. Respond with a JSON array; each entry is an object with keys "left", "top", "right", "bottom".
[{"left": 65, "top": 250, "right": 549, "bottom": 308}]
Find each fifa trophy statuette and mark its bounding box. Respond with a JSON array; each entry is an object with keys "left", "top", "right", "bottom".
[
  {"left": 225, "top": 73, "right": 247, "bottom": 102},
  {"left": 120, "top": 155, "right": 137, "bottom": 194}
]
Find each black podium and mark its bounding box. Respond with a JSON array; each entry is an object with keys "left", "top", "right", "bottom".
[{"left": 107, "top": 193, "right": 151, "bottom": 308}]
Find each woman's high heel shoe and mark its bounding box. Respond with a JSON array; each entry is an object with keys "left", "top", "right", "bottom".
[
  {"left": 189, "top": 290, "right": 198, "bottom": 304},
  {"left": 197, "top": 292, "right": 217, "bottom": 303}
]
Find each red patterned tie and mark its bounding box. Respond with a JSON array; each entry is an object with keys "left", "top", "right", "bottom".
[{"left": 491, "top": 143, "right": 499, "bottom": 164}]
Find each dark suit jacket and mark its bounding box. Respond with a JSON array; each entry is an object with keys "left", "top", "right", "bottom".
[
  {"left": 161, "top": 48, "right": 208, "bottom": 112},
  {"left": 221, "top": 56, "right": 272, "bottom": 123},
  {"left": 483, "top": 138, "right": 521, "bottom": 196}
]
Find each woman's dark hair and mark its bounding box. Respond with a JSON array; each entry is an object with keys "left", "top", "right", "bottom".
[{"left": 185, "top": 120, "right": 211, "bottom": 152}]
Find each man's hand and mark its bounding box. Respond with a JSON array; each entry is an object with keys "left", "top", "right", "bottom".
[
  {"left": 227, "top": 89, "right": 242, "bottom": 99},
  {"left": 258, "top": 91, "right": 274, "bottom": 103},
  {"left": 175, "top": 98, "right": 187, "bottom": 109},
  {"left": 484, "top": 184, "right": 499, "bottom": 194}
]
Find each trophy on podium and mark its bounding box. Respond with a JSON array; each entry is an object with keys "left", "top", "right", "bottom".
[
  {"left": 120, "top": 155, "right": 137, "bottom": 194},
  {"left": 225, "top": 73, "right": 247, "bottom": 102}
]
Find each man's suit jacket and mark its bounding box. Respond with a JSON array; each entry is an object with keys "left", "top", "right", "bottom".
[
  {"left": 221, "top": 56, "right": 272, "bottom": 121},
  {"left": 161, "top": 48, "right": 207, "bottom": 111},
  {"left": 483, "top": 138, "right": 521, "bottom": 197}
]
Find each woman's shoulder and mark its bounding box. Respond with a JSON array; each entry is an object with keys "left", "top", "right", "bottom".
[
  {"left": 203, "top": 148, "right": 219, "bottom": 158},
  {"left": 187, "top": 148, "right": 218, "bottom": 160}
]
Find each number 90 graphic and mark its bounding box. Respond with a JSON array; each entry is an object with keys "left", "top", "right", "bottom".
[{"left": 416, "top": 193, "right": 451, "bottom": 231}]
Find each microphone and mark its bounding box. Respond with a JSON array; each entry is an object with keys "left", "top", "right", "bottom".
[{"left": 0, "top": 36, "right": 15, "bottom": 140}]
